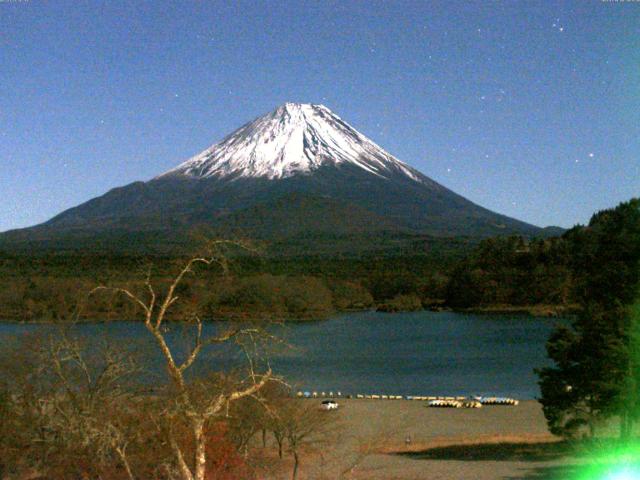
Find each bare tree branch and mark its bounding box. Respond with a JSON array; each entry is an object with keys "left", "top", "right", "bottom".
[{"left": 81, "top": 241, "right": 274, "bottom": 480}]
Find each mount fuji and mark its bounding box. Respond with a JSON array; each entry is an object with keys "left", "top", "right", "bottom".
[{"left": 0, "top": 103, "right": 553, "bottom": 253}]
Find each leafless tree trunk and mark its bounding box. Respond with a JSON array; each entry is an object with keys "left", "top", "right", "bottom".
[
  {"left": 275, "top": 431, "right": 285, "bottom": 459},
  {"left": 292, "top": 451, "right": 300, "bottom": 480},
  {"left": 92, "top": 240, "right": 273, "bottom": 480}
]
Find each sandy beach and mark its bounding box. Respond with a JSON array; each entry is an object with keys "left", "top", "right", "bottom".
[{"left": 266, "top": 399, "right": 580, "bottom": 480}]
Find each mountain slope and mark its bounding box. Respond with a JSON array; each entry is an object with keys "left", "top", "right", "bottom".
[{"left": 0, "top": 103, "right": 551, "bottom": 253}]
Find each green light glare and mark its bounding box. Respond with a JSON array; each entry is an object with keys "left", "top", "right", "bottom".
[
  {"left": 605, "top": 466, "right": 640, "bottom": 480},
  {"left": 569, "top": 442, "right": 640, "bottom": 480}
]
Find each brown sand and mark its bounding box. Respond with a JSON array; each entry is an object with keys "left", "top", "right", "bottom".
[{"left": 267, "top": 399, "right": 579, "bottom": 480}]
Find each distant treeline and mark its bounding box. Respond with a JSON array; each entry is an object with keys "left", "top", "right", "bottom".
[
  {"left": 5, "top": 200, "right": 640, "bottom": 322},
  {"left": 0, "top": 253, "right": 454, "bottom": 321},
  {"left": 446, "top": 235, "right": 575, "bottom": 312}
]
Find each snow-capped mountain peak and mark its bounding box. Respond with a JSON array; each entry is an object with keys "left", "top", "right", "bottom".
[
  {"left": 160, "top": 103, "right": 422, "bottom": 182},
  {"left": 3, "top": 103, "right": 547, "bottom": 248}
]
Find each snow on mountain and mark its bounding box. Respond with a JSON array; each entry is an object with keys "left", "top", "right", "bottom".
[{"left": 160, "top": 103, "right": 423, "bottom": 182}]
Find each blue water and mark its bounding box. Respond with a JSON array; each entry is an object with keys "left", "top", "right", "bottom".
[{"left": 0, "top": 311, "right": 560, "bottom": 399}]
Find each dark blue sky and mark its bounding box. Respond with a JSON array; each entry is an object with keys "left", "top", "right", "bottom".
[{"left": 1, "top": 0, "right": 639, "bottom": 232}]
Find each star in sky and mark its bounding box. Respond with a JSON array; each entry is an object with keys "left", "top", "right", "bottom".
[{"left": 552, "top": 18, "right": 565, "bottom": 33}]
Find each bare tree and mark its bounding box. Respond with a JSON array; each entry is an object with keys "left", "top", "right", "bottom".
[
  {"left": 45, "top": 333, "right": 142, "bottom": 480},
  {"left": 91, "top": 240, "right": 273, "bottom": 480},
  {"left": 271, "top": 414, "right": 287, "bottom": 460},
  {"left": 281, "top": 401, "right": 333, "bottom": 480},
  {"left": 0, "top": 330, "right": 156, "bottom": 480}
]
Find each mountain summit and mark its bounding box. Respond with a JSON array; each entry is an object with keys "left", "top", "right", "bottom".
[
  {"left": 160, "top": 103, "right": 422, "bottom": 182},
  {"left": 0, "top": 103, "right": 550, "bottom": 253}
]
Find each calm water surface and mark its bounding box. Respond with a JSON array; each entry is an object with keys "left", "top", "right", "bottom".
[{"left": 0, "top": 311, "right": 559, "bottom": 399}]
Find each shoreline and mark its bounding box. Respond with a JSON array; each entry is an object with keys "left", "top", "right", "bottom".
[
  {"left": 455, "top": 304, "right": 579, "bottom": 318},
  {"left": 0, "top": 303, "right": 576, "bottom": 324}
]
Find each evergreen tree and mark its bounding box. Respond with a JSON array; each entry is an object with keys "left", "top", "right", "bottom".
[{"left": 537, "top": 198, "right": 640, "bottom": 438}]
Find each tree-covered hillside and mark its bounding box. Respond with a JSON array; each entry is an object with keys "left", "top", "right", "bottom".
[{"left": 1, "top": 198, "right": 637, "bottom": 322}]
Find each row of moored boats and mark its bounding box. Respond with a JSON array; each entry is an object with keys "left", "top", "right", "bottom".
[{"left": 295, "top": 391, "right": 519, "bottom": 407}]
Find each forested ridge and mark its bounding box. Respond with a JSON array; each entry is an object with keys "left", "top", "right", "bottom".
[
  {"left": 1, "top": 198, "right": 637, "bottom": 322},
  {"left": 0, "top": 251, "right": 455, "bottom": 321}
]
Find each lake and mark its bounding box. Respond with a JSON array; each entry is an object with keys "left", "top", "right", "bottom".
[{"left": 0, "top": 311, "right": 560, "bottom": 399}]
